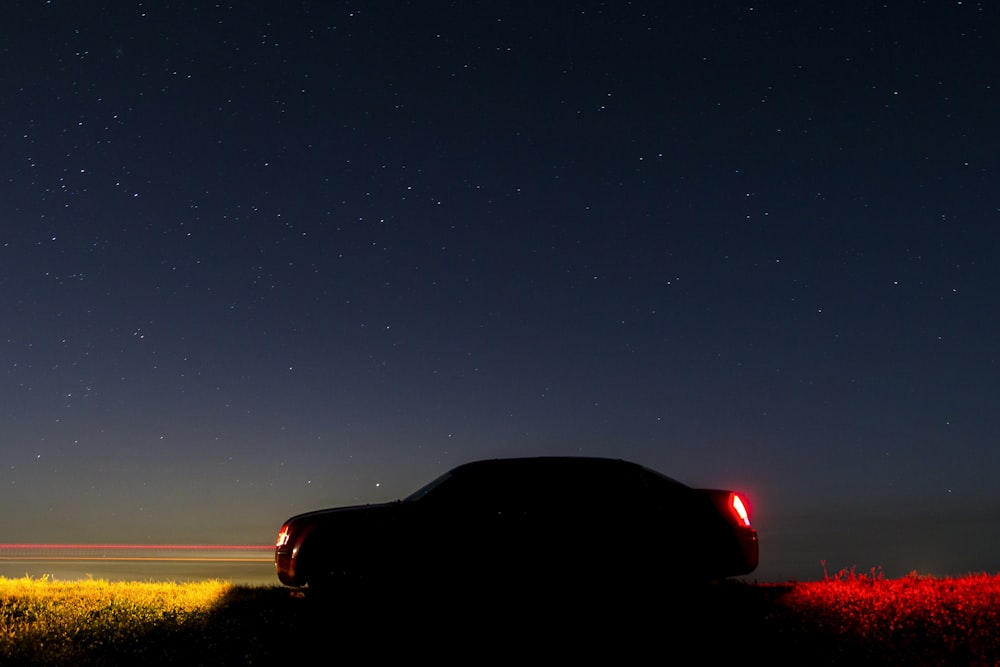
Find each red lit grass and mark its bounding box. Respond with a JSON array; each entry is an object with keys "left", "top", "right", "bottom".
[{"left": 764, "top": 568, "right": 1000, "bottom": 665}]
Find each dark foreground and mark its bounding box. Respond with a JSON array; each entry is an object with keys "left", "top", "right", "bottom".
[{"left": 4, "top": 574, "right": 1000, "bottom": 666}]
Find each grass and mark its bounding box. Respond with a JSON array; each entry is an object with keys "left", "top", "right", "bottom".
[
  {"left": 762, "top": 568, "right": 1000, "bottom": 665},
  {"left": 0, "top": 577, "right": 233, "bottom": 666},
  {"left": 2, "top": 570, "right": 1000, "bottom": 665}
]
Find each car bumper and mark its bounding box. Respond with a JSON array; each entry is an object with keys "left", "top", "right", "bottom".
[
  {"left": 735, "top": 529, "right": 759, "bottom": 575},
  {"left": 275, "top": 546, "right": 301, "bottom": 586}
]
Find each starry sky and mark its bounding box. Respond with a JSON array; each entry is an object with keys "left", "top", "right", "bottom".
[{"left": 2, "top": 1, "right": 998, "bottom": 583}]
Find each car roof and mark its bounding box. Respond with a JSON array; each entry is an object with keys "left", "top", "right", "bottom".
[
  {"left": 449, "top": 456, "right": 684, "bottom": 484},
  {"left": 454, "top": 455, "right": 632, "bottom": 470}
]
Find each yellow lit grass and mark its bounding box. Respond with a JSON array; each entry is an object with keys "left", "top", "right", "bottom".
[{"left": 0, "top": 576, "right": 233, "bottom": 664}]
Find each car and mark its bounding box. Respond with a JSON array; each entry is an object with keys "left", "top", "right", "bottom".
[{"left": 274, "top": 456, "right": 758, "bottom": 592}]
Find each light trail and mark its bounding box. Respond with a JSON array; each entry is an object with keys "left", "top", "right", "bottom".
[
  {"left": 0, "top": 544, "right": 273, "bottom": 550},
  {"left": 0, "top": 557, "right": 271, "bottom": 562},
  {"left": 0, "top": 544, "right": 274, "bottom": 563}
]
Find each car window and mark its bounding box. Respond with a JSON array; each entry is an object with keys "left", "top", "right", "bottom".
[{"left": 404, "top": 459, "right": 691, "bottom": 517}]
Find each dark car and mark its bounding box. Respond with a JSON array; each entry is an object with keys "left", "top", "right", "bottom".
[{"left": 274, "top": 456, "right": 758, "bottom": 591}]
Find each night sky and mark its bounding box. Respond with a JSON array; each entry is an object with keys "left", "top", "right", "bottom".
[{"left": 3, "top": 2, "right": 998, "bottom": 583}]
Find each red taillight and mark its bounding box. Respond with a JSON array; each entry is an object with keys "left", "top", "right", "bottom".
[
  {"left": 730, "top": 493, "right": 751, "bottom": 527},
  {"left": 276, "top": 525, "right": 291, "bottom": 548}
]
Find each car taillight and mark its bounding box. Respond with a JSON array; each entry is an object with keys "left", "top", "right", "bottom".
[
  {"left": 276, "top": 525, "right": 291, "bottom": 548},
  {"left": 730, "top": 493, "right": 751, "bottom": 527}
]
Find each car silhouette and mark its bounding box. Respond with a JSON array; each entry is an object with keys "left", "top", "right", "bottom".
[{"left": 274, "top": 456, "right": 758, "bottom": 591}]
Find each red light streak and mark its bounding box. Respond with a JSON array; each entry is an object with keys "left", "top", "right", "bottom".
[
  {"left": 0, "top": 544, "right": 272, "bottom": 550},
  {"left": 0, "top": 544, "right": 274, "bottom": 563}
]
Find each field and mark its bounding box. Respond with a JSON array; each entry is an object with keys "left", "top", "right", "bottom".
[{"left": 2, "top": 570, "right": 999, "bottom": 665}]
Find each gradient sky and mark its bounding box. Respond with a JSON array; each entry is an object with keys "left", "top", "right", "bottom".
[{"left": 2, "top": 2, "right": 998, "bottom": 583}]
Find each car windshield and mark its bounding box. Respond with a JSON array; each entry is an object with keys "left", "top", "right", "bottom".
[{"left": 402, "top": 470, "right": 453, "bottom": 503}]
